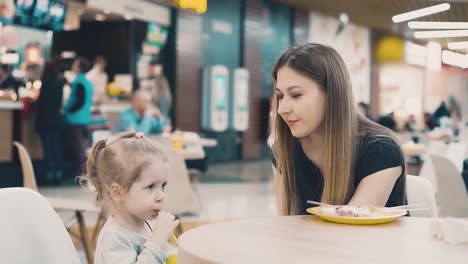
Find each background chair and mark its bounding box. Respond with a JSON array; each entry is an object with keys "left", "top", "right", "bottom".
[
  {"left": 163, "top": 147, "right": 201, "bottom": 215},
  {"left": 406, "top": 175, "right": 438, "bottom": 217},
  {"left": 445, "top": 142, "right": 467, "bottom": 172},
  {"left": 0, "top": 188, "right": 81, "bottom": 264},
  {"left": 431, "top": 154, "right": 468, "bottom": 217},
  {"left": 13, "top": 141, "right": 38, "bottom": 190},
  {"left": 13, "top": 141, "right": 100, "bottom": 264},
  {"left": 419, "top": 140, "right": 448, "bottom": 193}
]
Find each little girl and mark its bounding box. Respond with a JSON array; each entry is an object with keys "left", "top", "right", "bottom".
[{"left": 81, "top": 131, "right": 180, "bottom": 263}]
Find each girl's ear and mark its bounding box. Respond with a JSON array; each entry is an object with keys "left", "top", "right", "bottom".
[{"left": 109, "top": 183, "right": 125, "bottom": 203}]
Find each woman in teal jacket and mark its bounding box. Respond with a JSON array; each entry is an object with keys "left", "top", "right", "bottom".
[{"left": 63, "top": 57, "right": 93, "bottom": 167}]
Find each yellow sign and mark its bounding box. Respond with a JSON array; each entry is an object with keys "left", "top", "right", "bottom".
[
  {"left": 375, "top": 36, "right": 404, "bottom": 63},
  {"left": 174, "top": 0, "right": 207, "bottom": 14}
]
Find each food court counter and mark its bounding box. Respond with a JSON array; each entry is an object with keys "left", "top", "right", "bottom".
[{"left": 0, "top": 100, "right": 23, "bottom": 162}]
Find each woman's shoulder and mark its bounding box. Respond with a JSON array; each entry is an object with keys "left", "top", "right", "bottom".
[
  {"left": 358, "top": 133, "right": 401, "bottom": 154},
  {"left": 355, "top": 133, "right": 404, "bottom": 179}
]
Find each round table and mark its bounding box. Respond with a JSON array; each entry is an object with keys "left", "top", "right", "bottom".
[{"left": 178, "top": 216, "right": 468, "bottom": 264}]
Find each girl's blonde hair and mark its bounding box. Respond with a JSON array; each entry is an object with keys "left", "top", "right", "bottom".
[
  {"left": 271, "top": 43, "right": 403, "bottom": 215},
  {"left": 80, "top": 131, "right": 168, "bottom": 208}
]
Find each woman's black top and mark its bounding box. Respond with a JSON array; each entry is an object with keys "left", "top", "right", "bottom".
[{"left": 272, "top": 135, "right": 406, "bottom": 215}]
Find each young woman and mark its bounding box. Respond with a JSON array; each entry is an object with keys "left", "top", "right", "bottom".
[
  {"left": 271, "top": 43, "right": 406, "bottom": 215},
  {"left": 35, "top": 59, "right": 65, "bottom": 184}
]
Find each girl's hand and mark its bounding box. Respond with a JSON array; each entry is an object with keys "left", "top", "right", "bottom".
[{"left": 150, "top": 211, "right": 180, "bottom": 249}]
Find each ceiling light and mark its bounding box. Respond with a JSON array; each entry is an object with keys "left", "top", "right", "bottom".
[
  {"left": 392, "top": 3, "right": 450, "bottom": 23},
  {"left": 441, "top": 50, "right": 468, "bottom": 68},
  {"left": 409, "top": 21, "right": 468, "bottom": 29},
  {"left": 448, "top": 41, "right": 468, "bottom": 50},
  {"left": 414, "top": 30, "right": 468, "bottom": 38},
  {"left": 339, "top": 13, "right": 349, "bottom": 24}
]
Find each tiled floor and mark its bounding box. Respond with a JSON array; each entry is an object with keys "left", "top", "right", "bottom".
[{"left": 40, "top": 160, "right": 277, "bottom": 263}]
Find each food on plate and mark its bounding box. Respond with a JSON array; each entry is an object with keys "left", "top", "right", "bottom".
[{"left": 320, "top": 205, "right": 373, "bottom": 217}]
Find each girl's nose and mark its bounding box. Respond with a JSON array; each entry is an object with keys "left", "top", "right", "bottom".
[{"left": 155, "top": 191, "right": 165, "bottom": 203}]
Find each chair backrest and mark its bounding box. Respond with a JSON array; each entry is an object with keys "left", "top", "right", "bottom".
[
  {"left": 446, "top": 142, "right": 467, "bottom": 172},
  {"left": 13, "top": 141, "right": 38, "bottom": 191},
  {"left": 406, "top": 175, "right": 438, "bottom": 217},
  {"left": 431, "top": 154, "right": 468, "bottom": 217},
  {"left": 419, "top": 140, "right": 449, "bottom": 193},
  {"left": 426, "top": 140, "right": 448, "bottom": 156},
  {"left": 458, "top": 127, "right": 468, "bottom": 158},
  {"left": 162, "top": 148, "right": 200, "bottom": 215},
  {"left": 0, "top": 188, "right": 81, "bottom": 264},
  {"left": 418, "top": 159, "right": 438, "bottom": 194}
]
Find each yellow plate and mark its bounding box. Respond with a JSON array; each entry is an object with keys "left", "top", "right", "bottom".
[{"left": 306, "top": 206, "right": 407, "bottom": 225}]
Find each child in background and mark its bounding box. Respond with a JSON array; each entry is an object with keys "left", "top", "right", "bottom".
[{"left": 81, "top": 131, "right": 179, "bottom": 264}]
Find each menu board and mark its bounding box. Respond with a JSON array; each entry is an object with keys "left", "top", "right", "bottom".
[
  {"left": 146, "top": 23, "right": 168, "bottom": 48},
  {"left": 47, "top": 0, "right": 65, "bottom": 31},
  {"left": 13, "top": 0, "right": 34, "bottom": 25},
  {"left": 13, "top": 0, "right": 66, "bottom": 31},
  {"left": 31, "top": 0, "right": 50, "bottom": 28}
]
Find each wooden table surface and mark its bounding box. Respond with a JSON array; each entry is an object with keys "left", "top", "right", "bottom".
[
  {"left": 178, "top": 216, "right": 468, "bottom": 264},
  {"left": 401, "top": 143, "right": 427, "bottom": 156}
]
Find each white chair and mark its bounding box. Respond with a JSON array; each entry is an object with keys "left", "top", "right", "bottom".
[
  {"left": 163, "top": 147, "right": 201, "bottom": 215},
  {"left": 0, "top": 188, "right": 81, "bottom": 264},
  {"left": 13, "top": 141, "right": 100, "bottom": 264},
  {"left": 445, "top": 142, "right": 467, "bottom": 172},
  {"left": 406, "top": 175, "right": 438, "bottom": 217},
  {"left": 431, "top": 155, "right": 468, "bottom": 217},
  {"left": 458, "top": 127, "right": 468, "bottom": 151},
  {"left": 419, "top": 140, "right": 448, "bottom": 193}
]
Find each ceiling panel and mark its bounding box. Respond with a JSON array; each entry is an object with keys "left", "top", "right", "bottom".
[{"left": 279, "top": 0, "right": 468, "bottom": 48}]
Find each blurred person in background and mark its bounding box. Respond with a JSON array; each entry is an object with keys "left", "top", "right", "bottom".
[
  {"left": 146, "top": 63, "right": 172, "bottom": 125},
  {"left": 86, "top": 56, "right": 108, "bottom": 105},
  {"left": 378, "top": 112, "right": 397, "bottom": 131},
  {"left": 448, "top": 96, "right": 462, "bottom": 137},
  {"left": 0, "top": 64, "right": 18, "bottom": 93},
  {"left": 63, "top": 57, "right": 93, "bottom": 170},
  {"left": 424, "top": 112, "right": 435, "bottom": 131},
  {"left": 403, "top": 114, "right": 417, "bottom": 132},
  {"left": 357, "top": 102, "right": 373, "bottom": 121},
  {"left": 112, "top": 89, "right": 167, "bottom": 135},
  {"left": 35, "top": 59, "right": 65, "bottom": 184},
  {"left": 433, "top": 101, "right": 450, "bottom": 127}
]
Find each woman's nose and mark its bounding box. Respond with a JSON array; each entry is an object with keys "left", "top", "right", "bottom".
[{"left": 277, "top": 98, "right": 291, "bottom": 116}]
